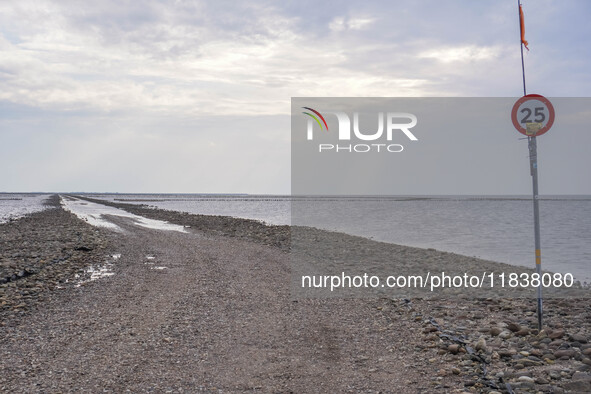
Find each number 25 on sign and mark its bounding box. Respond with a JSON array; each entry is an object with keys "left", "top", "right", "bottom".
[{"left": 511, "top": 94, "right": 555, "bottom": 136}]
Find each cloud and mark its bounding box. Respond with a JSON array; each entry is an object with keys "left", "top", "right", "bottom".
[
  {"left": 347, "top": 17, "right": 375, "bottom": 31},
  {"left": 1, "top": 0, "right": 589, "bottom": 116},
  {"left": 1, "top": 0, "right": 590, "bottom": 118},
  {"left": 419, "top": 45, "right": 501, "bottom": 63},
  {"left": 0, "top": 2, "right": 431, "bottom": 117},
  {"left": 329, "top": 16, "right": 375, "bottom": 32},
  {"left": 1, "top": 0, "right": 536, "bottom": 119}
]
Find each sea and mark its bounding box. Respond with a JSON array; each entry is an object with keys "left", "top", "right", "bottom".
[
  {"left": 1, "top": 193, "right": 589, "bottom": 283},
  {"left": 0, "top": 194, "right": 51, "bottom": 223}
]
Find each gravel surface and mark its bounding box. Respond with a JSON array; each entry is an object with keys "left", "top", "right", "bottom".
[
  {"left": 0, "top": 195, "right": 112, "bottom": 313},
  {"left": 1, "top": 196, "right": 590, "bottom": 393}
]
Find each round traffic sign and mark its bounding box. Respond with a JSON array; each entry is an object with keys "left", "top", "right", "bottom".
[{"left": 511, "top": 94, "right": 555, "bottom": 136}]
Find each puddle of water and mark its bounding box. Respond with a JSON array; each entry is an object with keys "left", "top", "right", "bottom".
[
  {"left": 73, "top": 265, "right": 113, "bottom": 287},
  {"left": 84, "top": 265, "right": 115, "bottom": 280},
  {"left": 73, "top": 253, "right": 120, "bottom": 287},
  {"left": 61, "top": 196, "right": 187, "bottom": 233},
  {"left": 143, "top": 256, "right": 167, "bottom": 270}
]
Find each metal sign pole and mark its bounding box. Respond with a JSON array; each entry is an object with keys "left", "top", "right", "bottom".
[
  {"left": 528, "top": 136, "right": 543, "bottom": 330},
  {"left": 518, "top": 0, "right": 543, "bottom": 330},
  {"left": 512, "top": 95, "right": 554, "bottom": 331}
]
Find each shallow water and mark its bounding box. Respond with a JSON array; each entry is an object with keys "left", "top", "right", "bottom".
[
  {"left": 293, "top": 196, "right": 591, "bottom": 283},
  {"left": 93, "top": 194, "right": 289, "bottom": 226},
  {"left": 60, "top": 196, "right": 188, "bottom": 233},
  {"left": 72, "top": 254, "right": 120, "bottom": 287},
  {"left": 0, "top": 194, "right": 50, "bottom": 223}
]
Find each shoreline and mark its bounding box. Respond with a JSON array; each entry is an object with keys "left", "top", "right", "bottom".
[
  {"left": 1, "top": 195, "right": 590, "bottom": 392},
  {"left": 73, "top": 195, "right": 590, "bottom": 298},
  {"left": 2, "top": 193, "right": 589, "bottom": 307},
  {"left": 2, "top": 193, "right": 588, "bottom": 284}
]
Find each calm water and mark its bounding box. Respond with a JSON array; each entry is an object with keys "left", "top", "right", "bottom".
[
  {"left": 1, "top": 193, "right": 589, "bottom": 282},
  {"left": 293, "top": 196, "right": 591, "bottom": 283},
  {"left": 0, "top": 194, "right": 50, "bottom": 223},
  {"left": 92, "top": 194, "right": 290, "bottom": 226}
]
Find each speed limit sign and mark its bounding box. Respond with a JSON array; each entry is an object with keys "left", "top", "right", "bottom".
[{"left": 511, "top": 94, "right": 555, "bottom": 136}]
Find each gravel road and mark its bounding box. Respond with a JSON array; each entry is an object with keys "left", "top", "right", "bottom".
[
  {"left": 1, "top": 196, "right": 590, "bottom": 393},
  {"left": 0, "top": 198, "right": 440, "bottom": 393}
]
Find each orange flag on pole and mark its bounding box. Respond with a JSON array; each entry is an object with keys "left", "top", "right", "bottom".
[{"left": 519, "top": 4, "right": 529, "bottom": 50}]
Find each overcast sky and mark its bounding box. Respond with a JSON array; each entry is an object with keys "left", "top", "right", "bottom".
[{"left": 1, "top": 0, "right": 590, "bottom": 194}]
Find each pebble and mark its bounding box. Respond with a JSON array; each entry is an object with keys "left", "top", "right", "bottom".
[
  {"left": 572, "top": 371, "right": 591, "bottom": 381},
  {"left": 549, "top": 370, "right": 562, "bottom": 380},
  {"left": 535, "top": 376, "right": 549, "bottom": 384},
  {"left": 549, "top": 329, "right": 565, "bottom": 339},
  {"left": 563, "top": 380, "right": 591, "bottom": 391},
  {"left": 498, "top": 349, "right": 516, "bottom": 358},
  {"left": 571, "top": 333, "right": 588, "bottom": 343},
  {"left": 516, "top": 328, "right": 530, "bottom": 337},
  {"left": 499, "top": 331, "right": 512, "bottom": 339},
  {"left": 514, "top": 370, "right": 532, "bottom": 377},
  {"left": 448, "top": 344, "right": 460, "bottom": 354},
  {"left": 474, "top": 337, "right": 487, "bottom": 352},
  {"left": 554, "top": 349, "right": 576, "bottom": 359},
  {"left": 490, "top": 327, "right": 502, "bottom": 336}
]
